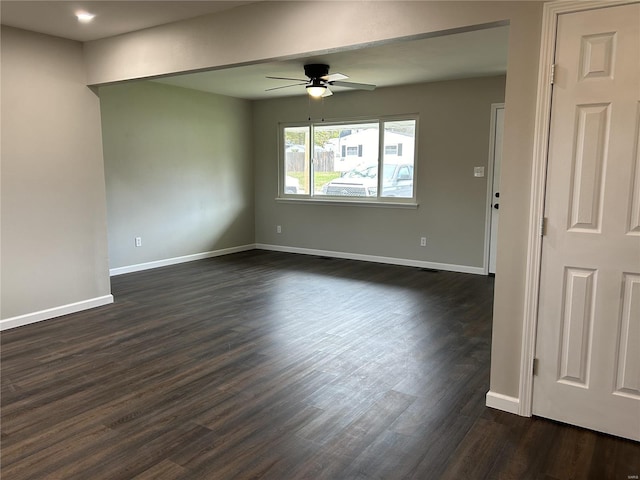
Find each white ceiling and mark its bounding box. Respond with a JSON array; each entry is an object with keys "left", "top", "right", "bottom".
[
  {"left": 0, "top": 1, "right": 509, "bottom": 100},
  {"left": 0, "top": 1, "right": 254, "bottom": 42},
  {"left": 154, "top": 26, "right": 509, "bottom": 100}
]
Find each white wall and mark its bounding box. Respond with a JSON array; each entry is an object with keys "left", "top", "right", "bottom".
[
  {"left": 253, "top": 76, "right": 506, "bottom": 270},
  {"left": 99, "top": 81, "right": 254, "bottom": 272},
  {"left": 1, "top": 26, "right": 112, "bottom": 325}
]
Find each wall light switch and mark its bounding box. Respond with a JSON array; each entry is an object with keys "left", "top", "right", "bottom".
[{"left": 474, "top": 166, "right": 485, "bottom": 177}]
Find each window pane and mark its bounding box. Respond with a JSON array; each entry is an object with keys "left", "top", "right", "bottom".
[
  {"left": 317, "top": 123, "right": 378, "bottom": 197},
  {"left": 382, "top": 120, "right": 415, "bottom": 198},
  {"left": 385, "top": 145, "right": 398, "bottom": 155},
  {"left": 284, "top": 126, "right": 310, "bottom": 195}
]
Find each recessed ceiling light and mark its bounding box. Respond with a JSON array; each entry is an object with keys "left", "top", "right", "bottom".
[{"left": 76, "top": 11, "right": 96, "bottom": 23}]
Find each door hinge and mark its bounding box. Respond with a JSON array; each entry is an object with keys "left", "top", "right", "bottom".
[
  {"left": 533, "top": 358, "right": 539, "bottom": 376},
  {"left": 550, "top": 63, "right": 556, "bottom": 85},
  {"left": 540, "top": 217, "right": 548, "bottom": 236}
]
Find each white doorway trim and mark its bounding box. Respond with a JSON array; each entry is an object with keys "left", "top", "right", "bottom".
[
  {"left": 519, "top": 0, "right": 640, "bottom": 417},
  {"left": 484, "top": 102, "right": 504, "bottom": 275}
]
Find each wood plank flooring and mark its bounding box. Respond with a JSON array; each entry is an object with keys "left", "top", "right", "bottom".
[{"left": 1, "top": 250, "right": 638, "bottom": 479}]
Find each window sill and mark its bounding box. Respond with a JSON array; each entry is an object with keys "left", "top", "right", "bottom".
[{"left": 275, "top": 197, "right": 419, "bottom": 209}]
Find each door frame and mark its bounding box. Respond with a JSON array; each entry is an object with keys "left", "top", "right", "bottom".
[
  {"left": 484, "top": 102, "right": 504, "bottom": 275},
  {"left": 519, "top": 0, "right": 640, "bottom": 417}
]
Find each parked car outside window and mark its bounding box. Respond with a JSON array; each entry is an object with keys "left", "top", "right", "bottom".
[{"left": 322, "top": 163, "right": 413, "bottom": 198}]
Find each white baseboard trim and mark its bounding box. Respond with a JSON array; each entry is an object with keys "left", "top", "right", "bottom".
[
  {"left": 1, "top": 245, "right": 481, "bottom": 331},
  {"left": 485, "top": 390, "right": 521, "bottom": 415},
  {"left": 0, "top": 294, "right": 114, "bottom": 331},
  {"left": 255, "top": 244, "right": 485, "bottom": 275},
  {"left": 109, "top": 244, "right": 256, "bottom": 276}
]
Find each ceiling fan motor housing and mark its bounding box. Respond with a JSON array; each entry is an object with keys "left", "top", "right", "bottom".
[{"left": 304, "top": 64, "right": 330, "bottom": 80}]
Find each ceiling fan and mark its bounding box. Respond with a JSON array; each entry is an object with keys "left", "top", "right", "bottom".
[{"left": 266, "top": 64, "right": 376, "bottom": 98}]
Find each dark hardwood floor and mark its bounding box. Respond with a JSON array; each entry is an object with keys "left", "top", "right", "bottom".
[{"left": 1, "top": 250, "right": 638, "bottom": 479}]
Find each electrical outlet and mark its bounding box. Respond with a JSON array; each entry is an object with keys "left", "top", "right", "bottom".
[
  {"left": 135, "top": 236, "right": 142, "bottom": 247},
  {"left": 420, "top": 237, "right": 427, "bottom": 247},
  {"left": 276, "top": 225, "right": 282, "bottom": 234}
]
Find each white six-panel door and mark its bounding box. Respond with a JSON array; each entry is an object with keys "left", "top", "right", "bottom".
[{"left": 533, "top": 2, "right": 640, "bottom": 441}]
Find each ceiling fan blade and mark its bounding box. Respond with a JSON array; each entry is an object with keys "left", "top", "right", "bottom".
[
  {"left": 322, "top": 72, "right": 348, "bottom": 82},
  {"left": 266, "top": 76, "right": 308, "bottom": 82},
  {"left": 322, "top": 88, "right": 333, "bottom": 97},
  {"left": 330, "top": 80, "right": 376, "bottom": 91},
  {"left": 265, "top": 83, "right": 306, "bottom": 92}
]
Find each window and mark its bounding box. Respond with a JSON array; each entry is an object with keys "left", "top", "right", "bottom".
[
  {"left": 385, "top": 143, "right": 404, "bottom": 156},
  {"left": 346, "top": 145, "right": 362, "bottom": 157},
  {"left": 281, "top": 117, "right": 417, "bottom": 202}
]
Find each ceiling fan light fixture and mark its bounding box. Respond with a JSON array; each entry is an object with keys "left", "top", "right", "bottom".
[
  {"left": 306, "top": 78, "right": 327, "bottom": 98},
  {"left": 306, "top": 84, "right": 326, "bottom": 98}
]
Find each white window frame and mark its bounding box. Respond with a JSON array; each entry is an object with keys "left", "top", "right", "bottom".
[{"left": 278, "top": 115, "right": 419, "bottom": 207}]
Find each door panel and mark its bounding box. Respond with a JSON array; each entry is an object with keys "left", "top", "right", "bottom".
[
  {"left": 568, "top": 103, "right": 608, "bottom": 231},
  {"left": 533, "top": 3, "right": 640, "bottom": 441},
  {"left": 615, "top": 273, "right": 640, "bottom": 397},
  {"left": 630, "top": 104, "right": 640, "bottom": 233},
  {"left": 557, "top": 267, "right": 595, "bottom": 387}
]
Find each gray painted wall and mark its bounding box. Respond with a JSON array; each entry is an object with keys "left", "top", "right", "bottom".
[
  {"left": 2, "top": 1, "right": 544, "bottom": 401},
  {"left": 253, "top": 77, "right": 506, "bottom": 268},
  {"left": 99, "top": 81, "right": 254, "bottom": 270},
  {"left": 1, "top": 26, "right": 111, "bottom": 319}
]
